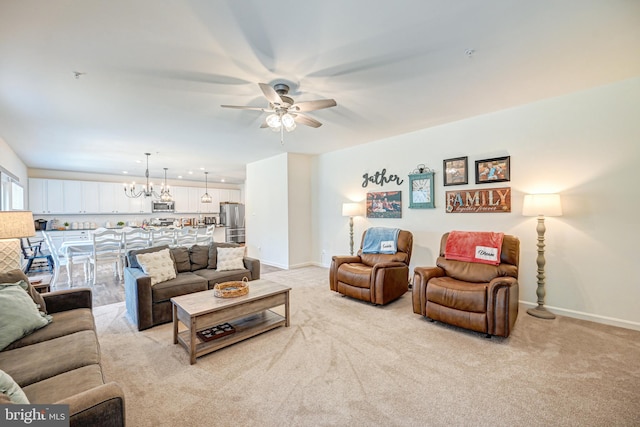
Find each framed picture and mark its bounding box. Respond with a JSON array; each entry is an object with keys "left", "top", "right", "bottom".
[
  {"left": 408, "top": 172, "right": 435, "bottom": 209},
  {"left": 366, "top": 191, "right": 402, "bottom": 218},
  {"left": 443, "top": 156, "right": 468, "bottom": 186},
  {"left": 475, "top": 156, "right": 510, "bottom": 184}
]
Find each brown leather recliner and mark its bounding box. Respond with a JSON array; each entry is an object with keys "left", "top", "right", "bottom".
[
  {"left": 412, "top": 232, "right": 520, "bottom": 337},
  {"left": 330, "top": 229, "right": 413, "bottom": 305}
]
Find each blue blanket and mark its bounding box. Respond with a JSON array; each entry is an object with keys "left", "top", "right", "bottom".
[{"left": 362, "top": 227, "right": 400, "bottom": 254}]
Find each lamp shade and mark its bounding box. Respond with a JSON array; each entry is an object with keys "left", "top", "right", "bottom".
[
  {"left": 522, "top": 194, "right": 563, "bottom": 217},
  {"left": 342, "top": 202, "right": 364, "bottom": 217},
  {"left": 0, "top": 211, "right": 36, "bottom": 238}
]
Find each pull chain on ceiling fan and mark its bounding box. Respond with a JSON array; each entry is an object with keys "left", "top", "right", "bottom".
[{"left": 221, "top": 82, "right": 337, "bottom": 144}]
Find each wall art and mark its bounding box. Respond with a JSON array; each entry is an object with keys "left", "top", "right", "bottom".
[
  {"left": 475, "top": 156, "right": 510, "bottom": 184},
  {"left": 366, "top": 191, "right": 402, "bottom": 218},
  {"left": 443, "top": 156, "right": 468, "bottom": 186},
  {"left": 408, "top": 172, "right": 435, "bottom": 209},
  {"left": 445, "top": 187, "right": 511, "bottom": 213},
  {"left": 362, "top": 168, "right": 404, "bottom": 188}
]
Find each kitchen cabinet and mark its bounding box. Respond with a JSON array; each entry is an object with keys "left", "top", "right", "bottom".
[
  {"left": 129, "top": 195, "right": 152, "bottom": 214},
  {"left": 99, "top": 182, "right": 132, "bottom": 213},
  {"left": 29, "top": 179, "right": 64, "bottom": 214},
  {"left": 63, "top": 181, "right": 100, "bottom": 213},
  {"left": 173, "top": 186, "right": 203, "bottom": 213}
]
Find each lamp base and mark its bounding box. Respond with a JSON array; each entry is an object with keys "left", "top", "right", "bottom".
[{"left": 527, "top": 305, "right": 556, "bottom": 320}]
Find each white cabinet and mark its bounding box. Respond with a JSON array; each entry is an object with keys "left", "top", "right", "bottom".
[
  {"left": 173, "top": 186, "right": 203, "bottom": 213},
  {"left": 64, "top": 181, "right": 100, "bottom": 213},
  {"left": 29, "top": 179, "right": 64, "bottom": 214},
  {"left": 129, "top": 196, "right": 152, "bottom": 214},
  {"left": 229, "top": 189, "right": 241, "bottom": 203},
  {"left": 99, "top": 182, "right": 131, "bottom": 213},
  {"left": 64, "top": 230, "right": 91, "bottom": 241}
]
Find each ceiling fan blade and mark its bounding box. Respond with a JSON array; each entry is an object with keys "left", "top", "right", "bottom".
[
  {"left": 221, "top": 105, "right": 272, "bottom": 112},
  {"left": 290, "top": 99, "right": 337, "bottom": 112},
  {"left": 293, "top": 113, "right": 322, "bottom": 128},
  {"left": 258, "top": 83, "right": 283, "bottom": 105}
]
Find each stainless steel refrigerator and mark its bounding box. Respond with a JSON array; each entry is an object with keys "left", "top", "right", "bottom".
[{"left": 219, "top": 202, "right": 245, "bottom": 243}]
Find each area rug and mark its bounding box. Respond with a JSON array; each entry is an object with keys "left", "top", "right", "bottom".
[{"left": 93, "top": 266, "right": 640, "bottom": 426}]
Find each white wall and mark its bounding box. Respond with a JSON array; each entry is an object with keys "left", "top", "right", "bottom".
[
  {"left": 246, "top": 153, "right": 290, "bottom": 268},
  {"left": 312, "top": 77, "right": 640, "bottom": 330},
  {"left": 287, "top": 154, "right": 312, "bottom": 268}
]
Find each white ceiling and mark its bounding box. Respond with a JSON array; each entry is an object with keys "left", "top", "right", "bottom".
[{"left": 1, "top": 0, "right": 639, "bottom": 185}]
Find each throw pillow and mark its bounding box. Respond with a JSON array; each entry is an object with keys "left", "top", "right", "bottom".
[
  {"left": 189, "top": 245, "right": 209, "bottom": 271},
  {"left": 127, "top": 245, "right": 170, "bottom": 270},
  {"left": 0, "top": 281, "right": 52, "bottom": 351},
  {"left": 207, "top": 242, "right": 240, "bottom": 269},
  {"left": 0, "top": 269, "right": 47, "bottom": 314},
  {"left": 0, "top": 369, "right": 29, "bottom": 404},
  {"left": 136, "top": 249, "right": 177, "bottom": 286},
  {"left": 216, "top": 247, "right": 245, "bottom": 272},
  {"left": 170, "top": 247, "right": 191, "bottom": 273}
]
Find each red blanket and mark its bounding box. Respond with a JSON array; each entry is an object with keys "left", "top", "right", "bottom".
[{"left": 444, "top": 231, "right": 504, "bottom": 265}]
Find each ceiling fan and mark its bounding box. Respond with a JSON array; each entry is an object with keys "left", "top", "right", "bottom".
[{"left": 221, "top": 83, "right": 337, "bottom": 142}]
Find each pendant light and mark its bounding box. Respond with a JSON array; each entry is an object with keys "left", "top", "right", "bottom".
[{"left": 201, "top": 171, "right": 212, "bottom": 203}]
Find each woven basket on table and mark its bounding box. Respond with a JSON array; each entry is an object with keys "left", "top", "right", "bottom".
[{"left": 213, "top": 277, "right": 249, "bottom": 298}]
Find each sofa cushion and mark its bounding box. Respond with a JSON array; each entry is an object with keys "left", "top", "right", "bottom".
[
  {"left": 207, "top": 242, "right": 240, "bottom": 269},
  {"left": 171, "top": 247, "right": 191, "bottom": 273},
  {"left": 190, "top": 245, "right": 209, "bottom": 271},
  {"left": 194, "top": 268, "right": 252, "bottom": 288},
  {"left": 0, "top": 269, "right": 47, "bottom": 313},
  {"left": 216, "top": 247, "right": 246, "bottom": 271},
  {"left": 0, "top": 281, "right": 52, "bottom": 351},
  {"left": 151, "top": 272, "right": 208, "bottom": 303},
  {"left": 3, "top": 308, "right": 94, "bottom": 351},
  {"left": 136, "top": 249, "right": 177, "bottom": 285},
  {"left": 0, "top": 369, "right": 29, "bottom": 404},
  {"left": 0, "top": 330, "right": 99, "bottom": 387},
  {"left": 22, "top": 364, "right": 103, "bottom": 404},
  {"left": 127, "top": 245, "right": 170, "bottom": 269}
]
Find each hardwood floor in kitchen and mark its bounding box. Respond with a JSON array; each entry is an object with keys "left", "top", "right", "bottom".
[{"left": 28, "top": 260, "right": 283, "bottom": 308}]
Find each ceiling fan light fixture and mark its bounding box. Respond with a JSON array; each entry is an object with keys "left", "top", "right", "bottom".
[
  {"left": 281, "top": 113, "right": 295, "bottom": 129},
  {"left": 266, "top": 113, "right": 281, "bottom": 128}
]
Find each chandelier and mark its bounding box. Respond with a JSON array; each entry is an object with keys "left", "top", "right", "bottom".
[
  {"left": 124, "top": 153, "right": 172, "bottom": 200},
  {"left": 201, "top": 171, "right": 212, "bottom": 203}
]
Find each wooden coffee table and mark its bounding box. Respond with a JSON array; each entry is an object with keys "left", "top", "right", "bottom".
[{"left": 171, "top": 279, "right": 291, "bottom": 364}]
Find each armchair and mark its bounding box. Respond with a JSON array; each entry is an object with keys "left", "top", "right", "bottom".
[
  {"left": 412, "top": 232, "right": 520, "bottom": 337},
  {"left": 330, "top": 229, "right": 413, "bottom": 305}
]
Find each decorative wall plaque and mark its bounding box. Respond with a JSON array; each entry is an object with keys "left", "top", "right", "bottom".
[{"left": 445, "top": 187, "right": 511, "bottom": 213}]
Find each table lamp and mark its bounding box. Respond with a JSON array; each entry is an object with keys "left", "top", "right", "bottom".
[
  {"left": 0, "top": 211, "right": 36, "bottom": 273},
  {"left": 522, "top": 194, "right": 563, "bottom": 319},
  {"left": 342, "top": 202, "right": 364, "bottom": 256}
]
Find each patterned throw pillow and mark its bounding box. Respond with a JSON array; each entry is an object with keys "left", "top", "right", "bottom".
[
  {"left": 216, "top": 247, "right": 246, "bottom": 272},
  {"left": 136, "top": 249, "right": 177, "bottom": 285}
]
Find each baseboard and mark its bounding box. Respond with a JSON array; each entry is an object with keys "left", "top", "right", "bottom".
[{"left": 520, "top": 301, "right": 640, "bottom": 332}]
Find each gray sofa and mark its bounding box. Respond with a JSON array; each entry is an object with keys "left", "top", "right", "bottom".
[
  {"left": 124, "top": 243, "right": 260, "bottom": 331},
  {"left": 0, "top": 269, "right": 125, "bottom": 426}
]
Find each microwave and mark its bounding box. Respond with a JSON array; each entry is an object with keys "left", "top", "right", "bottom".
[{"left": 152, "top": 201, "right": 175, "bottom": 212}]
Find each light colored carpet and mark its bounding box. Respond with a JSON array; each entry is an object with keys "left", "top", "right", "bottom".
[{"left": 93, "top": 266, "right": 640, "bottom": 427}]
